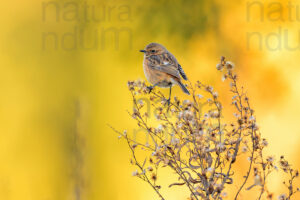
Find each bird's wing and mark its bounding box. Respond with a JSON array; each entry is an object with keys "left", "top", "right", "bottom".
[
  {"left": 150, "top": 63, "right": 181, "bottom": 79},
  {"left": 166, "top": 52, "right": 188, "bottom": 80},
  {"left": 147, "top": 55, "right": 181, "bottom": 79},
  {"left": 178, "top": 64, "right": 188, "bottom": 80}
]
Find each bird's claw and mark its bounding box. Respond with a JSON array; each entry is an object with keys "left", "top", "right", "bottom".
[
  {"left": 147, "top": 86, "right": 153, "bottom": 93},
  {"left": 166, "top": 98, "right": 171, "bottom": 106}
]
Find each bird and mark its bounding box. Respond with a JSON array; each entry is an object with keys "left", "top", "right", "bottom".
[{"left": 140, "top": 43, "right": 190, "bottom": 105}]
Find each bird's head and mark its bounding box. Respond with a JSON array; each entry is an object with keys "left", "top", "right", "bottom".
[{"left": 140, "top": 43, "right": 167, "bottom": 56}]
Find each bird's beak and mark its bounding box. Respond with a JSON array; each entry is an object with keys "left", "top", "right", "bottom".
[{"left": 140, "top": 50, "right": 146, "bottom": 53}]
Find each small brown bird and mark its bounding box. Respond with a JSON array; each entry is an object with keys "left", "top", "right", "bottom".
[{"left": 140, "top": 43, "right": 190, "bottom": 104}]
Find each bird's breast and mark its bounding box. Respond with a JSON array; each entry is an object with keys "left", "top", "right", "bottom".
[
  {"left": 143, "top": 60, "right": 153, "bottom": 83},
  {"left": 143, "top": 59, "right": 168, "bottom": 85}
]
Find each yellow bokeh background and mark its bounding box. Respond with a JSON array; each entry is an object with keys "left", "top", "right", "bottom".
[{"left": 0, "top": 0, "right": 300, "bottom": 199}]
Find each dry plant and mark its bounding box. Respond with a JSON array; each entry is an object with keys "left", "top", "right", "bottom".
[{"left": 112, "top": 57, "right": 299, "bottom": 200}]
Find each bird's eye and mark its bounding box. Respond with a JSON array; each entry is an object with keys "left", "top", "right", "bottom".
[{"left": 151, "top": 50, "right": 156, "bottom": 53}]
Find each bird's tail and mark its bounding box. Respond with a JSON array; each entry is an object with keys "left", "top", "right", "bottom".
[{"left": 178, "top": 81, "right": 190, "bottom": 95}]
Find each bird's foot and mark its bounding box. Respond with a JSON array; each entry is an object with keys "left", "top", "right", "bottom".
[
  {"left": 147, "top": 86, "right": 153, "bottom": 93},
  {"left": 166, "top": 98, "right": 171, "bottom": 106}
]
